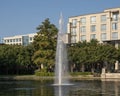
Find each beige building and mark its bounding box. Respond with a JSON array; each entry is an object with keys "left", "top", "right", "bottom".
[{"left": 67, "top": 7, "right": 120, "bottom": 46}]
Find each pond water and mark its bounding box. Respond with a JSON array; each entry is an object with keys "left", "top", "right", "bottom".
[{"left": 0, "top": 79, "right": 120, "bottom": 96}]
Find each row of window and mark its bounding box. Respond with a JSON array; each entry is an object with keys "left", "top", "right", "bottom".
[
  {"left": 81, "top": 32, "right": 118, "bottom": 41},
  {"left": 71, "top": 22, "right": 118, "bottom": 34},
  {"left": 4, "top": 37, "right": 34, "bottom": 43},
  {"left": 71, "top": 12, "right": 119, "bottom": 26},
  {"left": 71, "top": 32, "right": 119, "bottom": 43},
  {"left": 4, "top": 38, "right": 22, "bottom": 43}
]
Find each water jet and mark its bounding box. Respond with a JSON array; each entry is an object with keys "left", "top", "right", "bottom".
[{"left": 54, "top": 13, "right": 70, "bottom": 86}]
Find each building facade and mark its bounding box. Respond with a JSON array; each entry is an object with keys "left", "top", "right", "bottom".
[
  {"left": 3, "top": 33, "right": 37, "bottom": 46},
  {"left": 67, "top": 8, "right": 120, "bottom": 45}
]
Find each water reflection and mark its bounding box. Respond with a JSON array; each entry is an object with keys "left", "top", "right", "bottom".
[
  {"left": 54, "top": 85, "right": 70, "bottom": 96},
  {"left": 0, "top": 79, "right": 120, "bottom": 96},
  {"left": 101, "top": 80, "right": 120, "bottom": 96}
]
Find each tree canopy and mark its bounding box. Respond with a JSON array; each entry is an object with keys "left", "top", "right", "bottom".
[
  {"left": 68, "top": 39, "right": 118, "bottom": 72},
  {"left": 32, "top": 18, "right": 58, "bottom": 71}
]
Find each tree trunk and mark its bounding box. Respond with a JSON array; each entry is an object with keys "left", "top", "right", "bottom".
[
  {"left": 70, "top": 64, "right": 74, "bottom": 72},
  {"left": 81, "top": 64, "right": 85, "bottom": 72}
]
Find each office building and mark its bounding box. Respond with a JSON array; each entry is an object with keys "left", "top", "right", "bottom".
[
  {"left": 3, "top": 33, "right": 37, "bottom": 46},
  {"left": 67, "top": 7, "right": 120, "bottom": 46}
]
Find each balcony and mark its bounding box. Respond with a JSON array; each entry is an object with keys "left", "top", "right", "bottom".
[
  {"left": 71, "top": 32, "right": 76, "bottom": 36},
  {"left": 71, "top": 38, "right": 76, "bottom": 43}
]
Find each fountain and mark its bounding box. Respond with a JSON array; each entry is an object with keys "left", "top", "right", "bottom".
[{"left": 54, "top": 13, "right": 70, "bottom": 85}]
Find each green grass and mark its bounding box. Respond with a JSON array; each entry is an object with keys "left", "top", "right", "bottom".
[{"left": 35, "top": 70, "right": 92, "bottom": 76}]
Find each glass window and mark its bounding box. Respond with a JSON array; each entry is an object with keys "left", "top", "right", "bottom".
[
  {"left": 72, "top": 19, "right": 77, "bottom": 26},
  {"left": 72, "top": 28, "right": 76, "bottom": 33},
  {"left": 16, "top": 39, "right": 18, "bottom": 42},
  {"left": 80, "top": 17, "right": 86, "bottom": 24},
  {"left": 101, "top": 15, "right": 106, "bottom": 22},
  {"left": 29, "top": 37, "right": 33, "bottom": 41},
  {"left": 112, "top": 32, "right": 118, "bottom": 40},
  {"left": 71, "top": 36, "right": 76, "bottom": 43},
  {"left": 90, "top": 34, "right": 96, "bottom": 39},
  {"left": 91, "top": 25, "right": 96, "bottom": 32},
  {"left": 10, "top": 39, "right": 12, "bottom": 42},
  {"left": 90, "top": 16, "right": 96, "bottom": 23},
  {"left": 112, "top": 23, "right": 118, "bottom": 30},
  {"left": 101, "top": 24, "right": 106, "bottom": 31},
  {"left": 81, "top": 35, "right": 86, "bottom": 41},
  {"left": 7, "top": 40, "right": 9, "bottom": 42},
  {"left": 19, "top": 38, "right": 21, "bottom": 42},
  {"left": 112, "top": 12, "right": 119, "bottom": 21},
  {"left": 101, "top": 33, "right": 106, "bottom": 40},
  {"left": 13, "top": 39, "right": 15, "bottom": 42},
  {"left": 80, "top": 26, "right": 86, "bottom": 33},
  {"left": 71, "top": 28, "right": 76, "bottom": 35}
]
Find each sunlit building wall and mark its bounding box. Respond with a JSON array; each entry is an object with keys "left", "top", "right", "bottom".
[
  {"left": 67, "top": 8, "right": 120, "bottom": 44},
  {"left": 3, "top": 33, "right": 37, "bottom": 46}
]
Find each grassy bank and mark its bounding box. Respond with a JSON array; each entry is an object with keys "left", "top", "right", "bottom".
[{"left": 0, "top": 74, "right": 100, "bottom": 81}]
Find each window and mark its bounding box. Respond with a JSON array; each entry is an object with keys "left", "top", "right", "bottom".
[
  {"left": 101, "top": 24, "right": 106, "bottom": 31},
  {"left": 16, "top": 39, "right": 18, "bottom": 42},
  {"left": 80, "top": 26, "right": 86, "bottom": 33},
  {"left": 90, "top": 34, "right": 96, "bottom": 39},
  {"left": 112, "top": 32, "right": 118, "bottom": 40},
  {"left": 10, "top": 39, "right": 12, "bottom": 42},
  {"left": 81, "top": 35, "right": 86, "bottom": 41},
  {"left": 19, "top": 38, "right": 21, "bottom": 42},
  {"left": 7, "top": 40, "right": 9, "bottom": 43},
  {"left": 112, "top": 23, "right": 118, "bottom": 30},
  {"left": 91, "top": 25, "right": 96, "bottom": 32},
  {"left": 13, "top": 39, "right": 15, "bottom": 42},
  {"left": 112, "top": 12, "right": 119, "bottom": 21},
  {"left": 71, "top": 28, "right": 76, "bottom": 35},
  {"left": 90, "top": 16, "right": 96, "bottom": 23},
  {"left": 4, "top": 40, "right": 6, "bottom": 43},
  {"left": 80, "top": 17, "right": 86, "bottom": 24},
  {"left": 30, "top": 37, "right": 33, "bottom": 41},
  {"left": 72, "top": 28, "right": 76, "bottom": 33},
  {"left": 71, "top": 36, "right": 76, "bottom": 43},
  {"left": 101, "top": 33, "right": 106, "bottom": 40},
  {"left": 101, "top": 15, "right": 106, "bottom": 22},
  {"left": 72, "top": 19, "right": 77, "bottom": 26}
]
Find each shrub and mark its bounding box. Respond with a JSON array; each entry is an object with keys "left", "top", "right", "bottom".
[
  {"left": 70, "top": 72, "right": 92, "bottom": 76},
  {"left": 35, "top": 70, "right": 54, "bottom": 76}
]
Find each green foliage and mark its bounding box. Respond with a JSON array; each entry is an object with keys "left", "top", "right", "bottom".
[
  {"left": 32, "top": 18, "right": 58, "bottom": 71},
  {"left": 35, "top": 70, "right": 54, "bottom": 76},
  {"left": 115, "top": 46, "right": 120, "bottom": 64},
  {"left": 0, "top": 44, "right": 36, "bottom": 75},
  {"left": 70, "top": 72, "right": 92, "bottom": 76},
  {"left": 68, "top": 39, "right": 118, "bottom": 72}
]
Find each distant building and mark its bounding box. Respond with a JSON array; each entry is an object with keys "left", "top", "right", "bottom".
[
  {"left": 3, "top": 33, "right": 37, "bottom": 46},
  {"left": 67, "top": 7, "right": 120, "bottom": 46}
]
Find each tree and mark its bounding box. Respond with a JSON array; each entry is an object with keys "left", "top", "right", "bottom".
[
  {"left": 32, "top": 18, "right": 58, "bottom": 72},
  {"left": 68, "top": 39, "right": 118, "bottom": 73},
  {"left": 15, "top": 45, "right": 35, "bottom": 74},
  {"left": 0, "top": 45, "right": 18, "bottom": 74},
  {"left": 0, "top": 44, "right": 35, "bottom": 75}
]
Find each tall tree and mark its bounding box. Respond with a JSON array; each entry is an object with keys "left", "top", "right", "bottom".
[
  {"left": 68, "top": 39, "right": 117, "bottom": 73},
  {"left": 32, "top": 18, "right": 58, "bottom": 71}
]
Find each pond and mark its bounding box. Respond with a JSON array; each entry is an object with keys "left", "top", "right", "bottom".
[{"left": 0, "top": 79, "right": 120, "bottom": 96}]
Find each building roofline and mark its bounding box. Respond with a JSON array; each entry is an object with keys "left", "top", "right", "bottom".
[
  {"left": 69, "top": 7, "right": 120, "bottom": 18},
  {"left": 69, "top": 11, "right": 105, "bottom": 18},
  {"left": 3, "top": 33, "right": 37, "bottom": 38},
  {"left": 104, "top": 7, "right": 120, "bottom": 10}
]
